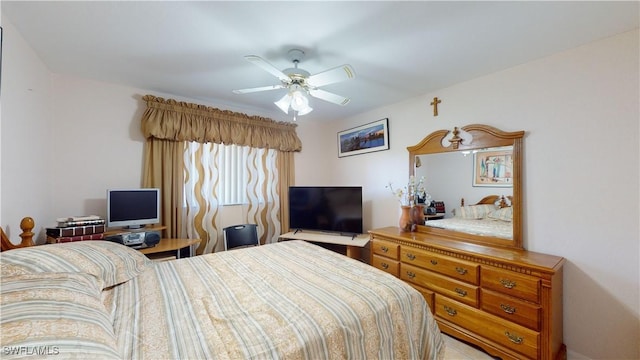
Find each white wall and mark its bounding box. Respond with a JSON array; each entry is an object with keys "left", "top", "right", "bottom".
[
  {"left": 2, "top": 11, "right": 638, "bottom": 358},
  {"left": 0, "top": 17, "right": 53, "bottom": 241},
  {"left": 296, "top": 30, "right": 640, "bottom": 359},
  {"left": 0, "top": 16, "right": 256, "bottom": 237}
]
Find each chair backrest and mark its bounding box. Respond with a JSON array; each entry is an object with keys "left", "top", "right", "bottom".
[{"left": 223, "top": 224, "right": 259, "bottom": 251}]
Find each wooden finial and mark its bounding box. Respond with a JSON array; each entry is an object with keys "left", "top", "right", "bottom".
[
  {"left": 430, "top": 97, "right": 441, "bottom": 116},
  {"left": 448, "top": 127, "right": 462, "bottom": 149},
  {"left": 19, "top": 217, "right": 35, "bottom": 247}
]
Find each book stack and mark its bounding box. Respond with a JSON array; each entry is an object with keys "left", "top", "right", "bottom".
[{"left": 46, "top": 215, "right": 106, "bottom": 243}]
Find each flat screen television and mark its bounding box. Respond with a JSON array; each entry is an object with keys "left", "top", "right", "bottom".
[
  {"left": 106, "top": 188, "right": 160, "bottom": 229},
  {"left": 289, "top": 186, "right": 363, "bottom": 236}
]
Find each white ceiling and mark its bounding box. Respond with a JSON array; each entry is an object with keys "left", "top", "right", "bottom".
[{"left": 2, "top": 1, "right": 638, "bottom": 122}]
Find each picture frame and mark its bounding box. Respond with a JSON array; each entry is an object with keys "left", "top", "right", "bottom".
[
  {"left": 473, "top": 147, "right": 513, "bottom": 187},
  {"left": 337, "top": 118, "right": 389, "bottom": 158}
]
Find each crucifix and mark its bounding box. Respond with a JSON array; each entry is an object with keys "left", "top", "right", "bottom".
[{"left": 430, "top": 97, "right": 441, "bottom": 116}]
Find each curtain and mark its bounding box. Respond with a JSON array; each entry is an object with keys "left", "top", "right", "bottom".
[
  {"left": 142, "top": 139, "right": 184, "bottom": 240},
  {"left": 141, "top": 95, "right": 300, "bottom": 253},
  {"left": 141, "top": 95, "right": 302, "bottom": 151},
  {"left": 182, "top": 143, "right": 288, "bottom": 253}
]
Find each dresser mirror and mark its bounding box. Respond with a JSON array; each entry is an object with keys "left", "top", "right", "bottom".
[{"left": 408, "top": 124, "right": 525, "bottom": 249}]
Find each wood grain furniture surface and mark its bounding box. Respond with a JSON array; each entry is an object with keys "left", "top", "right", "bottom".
[
  {"left": 279, "top": 231, "right": 369, "bottom": 260},
  {"left": 369, "top": 226, "right": 565, "bottom": 360},
  {"left": 138, "top": 238, "right": 200, "bottom": 254}
]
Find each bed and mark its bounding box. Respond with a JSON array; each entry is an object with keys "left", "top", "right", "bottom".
[
  {"left": 424, "top": 195, "right": 513, "bottom": 240},
  {"left": 0, "top": 223, "right": 445, "bottom": 359}
]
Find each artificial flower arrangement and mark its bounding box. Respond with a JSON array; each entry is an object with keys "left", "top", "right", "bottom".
[{"left": 386, "top": 175, "right": 430, "bottom": 207}]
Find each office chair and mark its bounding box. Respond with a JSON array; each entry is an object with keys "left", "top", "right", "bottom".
[{"left": 223, "top": 224, "right": 259, "bottom": 251}]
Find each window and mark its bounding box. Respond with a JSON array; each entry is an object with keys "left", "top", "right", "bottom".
[{"left": 184, "top": 142, "right": 276, "bottom": 206}]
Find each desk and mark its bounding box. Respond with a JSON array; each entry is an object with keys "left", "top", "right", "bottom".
[
  {"left": 138, "top": 238, "right": 201, "bottom": 260},
  {"left": 279, "top": 231, "right": 369, "bottom": 261}
]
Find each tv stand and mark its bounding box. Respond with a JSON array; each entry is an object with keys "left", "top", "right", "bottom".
[{"left": 279, "top": 231, "right": 369, "bottom": 261}]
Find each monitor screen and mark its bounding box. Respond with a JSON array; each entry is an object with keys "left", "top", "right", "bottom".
[
  {"left": 289, "top": 186, "right": 363, "bottom": 235},
  {"left": 106, "top": 188, "right": 160, "bottom": 229}
]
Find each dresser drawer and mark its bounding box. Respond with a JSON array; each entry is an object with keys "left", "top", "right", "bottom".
[
  {"left": 371, "top": 254, "right": 400, "bottom": 277},
  {"left": 436, "top": 295, "right": 540, "bottom": 359},
  {"left": 409, "top": 283, "right": 435, "bottom": 314},
  {"left": 371, "top": 239, "right": 400, "bottom": 260},
  {"left": 481, "top": 289, "right": 541, "bottom": 331},
  {"left": 402, "top": 263, "right": 478, "bottom": 307},
  {"left": 481, "top": 266, "right": 540, "bottom": 303},
  {"left": 400, "top": 246, "right": 479, "bottom": 284}
]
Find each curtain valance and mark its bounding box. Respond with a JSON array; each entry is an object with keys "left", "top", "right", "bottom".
[{"left": 141, "top": 95, "right": 302, "bottom": 152}]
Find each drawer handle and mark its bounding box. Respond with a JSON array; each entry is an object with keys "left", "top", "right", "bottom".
[
  {"left": 455, "top": 267, "right": 468, "bottom": 275},
  {"left": 406, "top": 271, "right": 416, "bottom": 279},
  {"left": 454, "top": 288, "right": 467, "bottom": 297},
  {"left": 500, "top": 304, "right": 516, "bottom": 314},
  {"left": 430, "top": 259, "right": 438, "bottom": 265},
  {"left": 406, "top": 253, "right": 416, "bottom": 261},
  {"left": 500, "top": 279, "right": 517, "bottom": 289},
  {"left": 444, "top": 306, "right": 457, "bottom": 316},
  {"left": 505, "top": 331, "right": 523, "bottom": 344},
  {"left": 381, "top": 246, "right": 389, "bottom": 253},
  {"left": 381, "top": 263, "right": 389, "bottom": 270}
]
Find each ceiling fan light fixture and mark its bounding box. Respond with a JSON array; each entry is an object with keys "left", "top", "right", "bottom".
[
  {"left": 290, "top": 89, "right": 309, "bottom": 111},
  {"left": 297, "top": 105, "right": 313, "bottom": 116},
  {"left": 274, "top": 93, "right": 292, "bottom": 114}
]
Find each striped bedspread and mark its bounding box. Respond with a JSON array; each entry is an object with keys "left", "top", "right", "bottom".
[{"left": 103, "top": 240, "right": 445, "bottom": 359}]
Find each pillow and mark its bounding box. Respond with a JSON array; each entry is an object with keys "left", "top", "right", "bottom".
[
  {"left": 0, "top": 241, "right": 152, "bottom": 289},
  {"left": 453, "top": 204, "right": 497, "bottom": 219},
  {"left": 0, "top": 272, "right": 121, "bottom": 359},
  {"left": 488, "top": 206, "right": 513, "bottom": 222}
]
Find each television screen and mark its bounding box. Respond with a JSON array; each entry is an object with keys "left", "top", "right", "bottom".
[
  {"left": 106, "top": 188, "right": 160, "bottom": 229},
  {"left": 289, "top": 186, "right": 363, "bottom": 235}
]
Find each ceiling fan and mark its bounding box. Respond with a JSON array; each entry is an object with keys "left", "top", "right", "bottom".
[{"left": 233, "top": 49, "right": 356, "bottom": 118}]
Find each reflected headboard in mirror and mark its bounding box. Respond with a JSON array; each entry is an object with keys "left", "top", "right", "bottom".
[{"left": 408, "top": 124, "right": 525, "bottom": 249}]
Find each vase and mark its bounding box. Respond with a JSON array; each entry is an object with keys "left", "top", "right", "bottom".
[
  {"left": 399, "top": 205, "right": 412, "bottom": 232},
  {"left": 411, "top": 204, "right": 425, "bottom": 227}
]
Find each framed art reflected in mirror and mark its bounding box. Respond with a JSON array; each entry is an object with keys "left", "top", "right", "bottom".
[{"left": 473, "top": 147, "right": 513, "bottom": 187}]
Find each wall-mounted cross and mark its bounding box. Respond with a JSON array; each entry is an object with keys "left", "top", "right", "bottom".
[{"left": 430, "top": 97, "right": 441, "bottom": 116}]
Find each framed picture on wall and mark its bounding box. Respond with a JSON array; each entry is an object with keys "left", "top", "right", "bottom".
[
  {"left": 473, "top": 148, "right": 513, "bottom": 187},
  {"left": 337, "top": 118, "right": 390, "bottom": 158}
]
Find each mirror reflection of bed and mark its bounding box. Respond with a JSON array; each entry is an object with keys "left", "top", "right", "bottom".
[
  {"left": 415, "top": 149, "right": 514, "bottom": 240},
  {"left": 424, "top": 195, "right": 513, "bottom": 240},
  {"left": 409, "top": 124, "right": 524, "bottom": 249}
]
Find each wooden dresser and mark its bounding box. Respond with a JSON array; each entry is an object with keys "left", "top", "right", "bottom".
[{"left": 369, "top": 226, "right": 565, "bottom": 360}]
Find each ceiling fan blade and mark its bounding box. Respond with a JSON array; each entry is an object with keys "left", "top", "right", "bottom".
[
  {"left": 232, "top": 84, "right": 285, "bottom": 94},
  {"left": 245, "top": 55, "right": 291, "bottom": 83},
  {"left": 308, "top": 88, "right": 351, "bottom": 106},
  {"left": 306, "top": 64, "right": 355, "bottom": 87}
]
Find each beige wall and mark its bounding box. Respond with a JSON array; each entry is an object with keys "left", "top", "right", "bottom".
[{"left": 2, "top": 12, "right": 638, "bottom": 359}]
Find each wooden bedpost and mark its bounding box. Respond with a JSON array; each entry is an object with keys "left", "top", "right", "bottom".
[
  {"left": 19, "top": 217, "right": 35, "bottom": 246},
  {"left": 1, "top": 217, "right": 36, "bottom": 251}
]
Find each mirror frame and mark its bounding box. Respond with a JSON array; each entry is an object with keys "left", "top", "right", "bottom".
[{"left": 408, "top": 124, "right": 525, "bottom": 249}]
